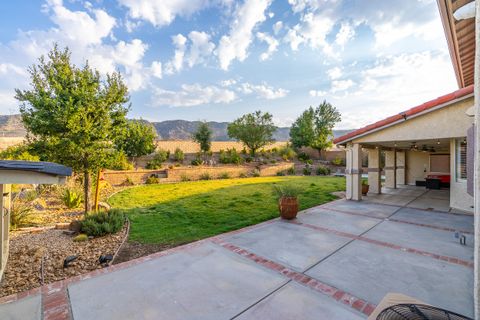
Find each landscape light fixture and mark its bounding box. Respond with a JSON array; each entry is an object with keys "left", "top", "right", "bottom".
[{"left": 453, "top": 1, "right": 476, "bottom": 20}]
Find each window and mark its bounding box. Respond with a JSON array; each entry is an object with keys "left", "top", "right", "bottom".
[{"left": 456, "top": 138, "right": 467, "bottom": 181}]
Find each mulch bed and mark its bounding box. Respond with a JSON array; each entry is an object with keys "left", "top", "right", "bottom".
[{"left": 0, "top": 224, "right": 128, "bottom": 298}]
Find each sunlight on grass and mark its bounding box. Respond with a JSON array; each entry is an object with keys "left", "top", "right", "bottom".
[{"left": 109, "top": 176, "right": 345, "bottom": 245}]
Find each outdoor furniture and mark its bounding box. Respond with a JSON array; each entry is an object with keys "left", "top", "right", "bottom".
[
  {"left": 376, "top": 304, "right": 472, "bottom": 320},
  {"left": 426, "top": 174, "right": 451, "bottom": 189}
]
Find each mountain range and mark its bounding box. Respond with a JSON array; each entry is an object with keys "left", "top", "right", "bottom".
[{"left": 0, "top": 114, "right": 353, "bottom": 141}]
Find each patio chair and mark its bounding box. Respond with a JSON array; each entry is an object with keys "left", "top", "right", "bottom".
[{"left": 376, "top": 304, "right": 472, "bottom": 320}]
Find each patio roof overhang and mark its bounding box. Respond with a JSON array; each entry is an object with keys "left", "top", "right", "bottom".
[
  {"left": 437, "top": 0, "right": 476, "bottom": 88},
  {"left": 334, "top": 85, "right": 474, "bottom": 146}
]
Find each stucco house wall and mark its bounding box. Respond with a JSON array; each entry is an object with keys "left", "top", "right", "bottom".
[{"left": 406, "top": 150, "right": 430, "bottom": 185}]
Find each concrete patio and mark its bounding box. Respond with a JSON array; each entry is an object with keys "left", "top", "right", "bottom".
[{"left": 0, "top": 191, "right": 474, "bottom": 319}]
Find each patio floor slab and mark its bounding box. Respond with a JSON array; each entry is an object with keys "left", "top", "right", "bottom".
[
  {"left": 391, "top": 207, "right": 473, "bottom": 233},
  {"left": 224, "top": 221, "right": 352, "bottom": 272},
  {"left": 363, "top": 220, "right": 473, "bottom": 261},
  {"left": 406, "top": 197, "right": 451, "bottom": 212},
  {"left": 306, "top": 240, "right": 473, "bottom": 317},
  {"left": 235, "top": 282, "right": 365, "bottom": 320},
  {"left": 298, "top": 208, "right": 380, "bottom": 235},
  {"left": 0, "top": 295, "right": 41, "bottom": 320},
  {"left": 68, "top": 242, "right": 287, "bottom": 320},
  {"left": 323, "top": 199, "right": 400, "bottom": 218},
  {"left": 363, "top": 194, "right": 415, "bottom": 206}
]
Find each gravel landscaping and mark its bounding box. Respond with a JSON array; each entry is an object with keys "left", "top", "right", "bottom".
[{"left": 0, "top": 224, "right": 127, "bottom": 298}]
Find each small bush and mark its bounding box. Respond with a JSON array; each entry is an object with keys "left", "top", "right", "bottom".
[
  {"left": 199, "top": 173, "right": 212, "bottom": 180},
  {"left": 10, "top": 198, "right": 34, "bottom": 230},
  {"left": 316, "top": 166, "right": 331, "bottom": 176},
  {"left": 106, "top": 150, "right": 134, "bottom": 170},
  {"left": 276, "top": 170, "right": 286, "bottom": 176},
  {"left": 303, "top": 166, "right": 312, "bottom": 176},
  {"left": 122, "top": 177, "right": 135, "bottom": 186},
  {"left": 174, "top": 163, "right": 181, "bottom": 167},
  {"left": 180, "top": 174, "right": 191, "bottom": 182},
  {"left": 81, "top": 210, "right": 125, "bottom": 237},
  {"left": 73, "top": 234, "right": 88, "bottom": 242},
  {"left": 252, "top": 169, "right": 261, "bottom": 177},
  {"left": 245, "top": 156, "right": 253, "bottom": 163},
  {"left": 270, "top": 159, "right": 277, "bottom": 164},
  {"left": 287, "top": 166, "right": 296, "bottom": 175},
  {"left": 62, "top": 189, "right": 82, "bottom": 209},
  {"left": 191, "top": 158, "right": 203, "bottom": 166},
  {"left": 272, "top": 184, "right": 303, "bottom": 199},
  {"left": 146, "top": 175, "right": 159, "bottom": 184},
  {"left": 174, "top": 148, "right": 185, "bottom": 163},
  {"left": 146, "top": 149, "right": 169, "bottom": 169},
  {"left": 0, "top": 144, "right": 39, "bottom": 161},
  {"left": 305, "top": 159, "right": 313, "bottom": 165},
  {"left": 279, "top": 146, "right": 296, "bottom": 161},
  {"left": 297, "top": 152, "right": 310, "bottom": 162},
  {"left": 219, "top": 148, "right": 243, "bottom": 165},
  {"left": 219, "top": 172, "right": 231, "bottom": 179},
  {"left": 239, "top": 172, "right": 248, "bottom": 178},
  {"left": 21, "top": 189, "right": 38, "bottom": 202},
  {"left": 168, "top": 165, "right": 174, "bottom": 169},
  {"left": 331, "top": 156, "right": 344, "bottom": 166}
]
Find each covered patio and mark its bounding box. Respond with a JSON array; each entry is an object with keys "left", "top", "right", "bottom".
[
  {"left": 335, "top": 85, "right": 475, "bottom": 214},
  {"left": 0, "top": 195, "right": 473, "bottom": 319}
]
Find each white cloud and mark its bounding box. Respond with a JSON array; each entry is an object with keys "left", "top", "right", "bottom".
[
  {"left": 216, "top": 0, "right": 272, "bottom": 70},
  {"left": 150, "top": 61, "right": 162, "bottom": 79},
  {"left": 153, "top": 83, "right": 236, "bottom": 107},
  {"left": 331, "top": 79, "right": 354, "bottom": 93},
  {"left": 256, "top": 32, "right": 279, "bottom": 61},
  {"left": 118, "top": 0, "right": 209, "bottom": 27},
  {"left": 220, "top": 79, "right": 237, "bottom": 87},
  {"left": 238, "top": 82, "right": 288, "bottom": 99},
  {"left": 186, "top": 31, "right": 215, "bottom": 68},
  {"left": 335, "top": 22, "right": 355, "bottom": 47},
  {"left": 309, "top": 90, "right": 327, "bottom": 97},
  {"left": 327, "top": 67, "right": 342, "bottom": 80},
  {"left": 165, "top": 34, "right": 188, "bottom": 75},
  {"left": 272, "top": 21, "right": 283, "bottom": 35}
]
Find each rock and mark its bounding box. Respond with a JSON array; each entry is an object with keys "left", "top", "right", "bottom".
[
  {"left": 55, "top": 223, "right": 70, "bottom": 230},
  {"left": 98, "top": 202, "right": 111, "bottom": 211},
  {"left": 63, "top": 230, "right": 76, "bottom": 236},
  {"left": 69, "top": 220, "right": 82, "bottom": 233},
  {"left": 32, "top": 198, "right": 47, "bottom": 211}
]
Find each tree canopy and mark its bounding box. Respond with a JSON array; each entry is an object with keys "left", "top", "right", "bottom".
[
  {"left": 115, "top": 120, "right": 157, "bottom": 161},
  {"left": 290, "top": 101, "right": 341, "bottom": 156},
  {"left": 15, "top": 45, "right": 130, "bottom": 213},
  {"left": 192, "top": 121, "right": 212, "bottom": 154},
  {"left": 227, "top": 111, "right": 277, "bottom": 156}
]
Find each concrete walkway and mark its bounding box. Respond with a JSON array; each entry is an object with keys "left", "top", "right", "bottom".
[{"left": 0, "top": 192, "right": 474, "bottom": 319}]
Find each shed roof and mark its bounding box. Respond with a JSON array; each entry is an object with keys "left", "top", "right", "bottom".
[
  {"left": 0, "top": 160, "right": 72, "bottom": 177},
  {"left": 334, "top": 85, "right": 474, "bottom": 145}
]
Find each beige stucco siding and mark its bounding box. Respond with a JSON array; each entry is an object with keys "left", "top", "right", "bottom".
[
  {"left": 449, "top": 139, "right": 473, "bottom": 212},
  {"left": 406, "top": 150, "right": 430, "bottom": 185},
  {"left": 352, "top": 97, "right": 474, "bottom": 144}
]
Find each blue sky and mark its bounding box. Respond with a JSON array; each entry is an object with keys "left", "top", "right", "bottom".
[{"left": 0, "top": 0, "right": 458, "bottom": 129}]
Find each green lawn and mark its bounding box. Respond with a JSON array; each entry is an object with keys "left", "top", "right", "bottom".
[{"left": 109, "top": 176, "right": 345, "bottom": 245}]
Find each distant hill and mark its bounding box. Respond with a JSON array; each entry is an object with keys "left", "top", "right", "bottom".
[{"left": 0, "top": 114, "right": 354, "bottom": 141}]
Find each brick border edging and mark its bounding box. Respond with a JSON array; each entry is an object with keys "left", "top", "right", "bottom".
[
  {"left": 213, "top": 240, "right": 376, "bottom": 316},
  {"left": 290, "top": 220, "right": 474, "bottom": 268}
]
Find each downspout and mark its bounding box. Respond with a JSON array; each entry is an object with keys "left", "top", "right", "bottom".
[{"left": 474, "top": 1, "right": 480, "bottom": 318}]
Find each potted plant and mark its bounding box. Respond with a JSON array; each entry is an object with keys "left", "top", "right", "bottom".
[
  {"left": 362, "top": 180, "right": 369, "bottom": 195},
  {"left": 273, "top": 184, "right": 303, "bottom": 220}
]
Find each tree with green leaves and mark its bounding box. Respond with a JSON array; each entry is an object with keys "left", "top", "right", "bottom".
[
  {"left": 16, "top": 45, "right": 130, "bottom": 214},
  {"left": 193, "top": 121, "right": 212, "bottom": 157},
  {"left": 115, "top": 120, "right": 157, "bottom": 165},
  {"left": 289, "top": 101, "right": 341, "bottom": 158},
  {"left": 227, "top": 111, "right": 277, "bottom": 156}
]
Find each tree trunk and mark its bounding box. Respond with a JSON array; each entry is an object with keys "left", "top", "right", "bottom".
[{"left": 84, "top": 171, "right": 91, "bottom": 214}]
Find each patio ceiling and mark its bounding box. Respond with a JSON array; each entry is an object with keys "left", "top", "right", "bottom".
[
  {"left": 437, "top": 0, "right": 476, "bottom": 88},
  {"left": 361, "top": 138, "right": 451, "bottom": 153}
]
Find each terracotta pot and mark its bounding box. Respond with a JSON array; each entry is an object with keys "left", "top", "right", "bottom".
[
  {"left": 279, "top": 196, "right": 299, "bottom": 220},
  {"left": 362, "top": 184, "right": 369, "bottom": 195}
]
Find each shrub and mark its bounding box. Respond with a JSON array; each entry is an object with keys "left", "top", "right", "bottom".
[
  {"left": 287, "top": 166, "right": 296, "bottom": 175},
  {"left": 219, "top": 172, "right": 231, "bottom": 179},
  {"left": 276, "top": 170, "right": 286, "bottom": 176},
  {"left": 270, "top": 159, "right": 277, "bottom": 164},
  {"left": 174, "top": 163, "right": 181, "bottom": 167},
  {"left": 245, "top": 156, "right": 253, "bottom": 163},
  {"left": 146, "top": 175, "right": 159, "bottom": 184},
  {"left": 106, "top": 150, "right": 134, "bottom": 170},
  {"left": 279, "top": 146, "right": 296, "bottom": 161},
  {"left": 316, "top": 165, "right": 331, "bottom": 176},
  {"left": 73, "top": 234, "right": 88, "bottom": 242},
  {"left": 331, "top": 156, "right": 344, "bottom": 166},
  {"left": 252, "top": 169, "right": 261, "bottom": 177},
  {"left": 305, "top": 159, "right": 313, "bottom": 165},
  {"left": 81, "top": 210, "right": 125, "bottom": 237},
  {"left": 199, "top": 173, "right": 212, "bottom": 180},
  {"left": 272, "top": 184, "right": 303, "bottom": 199},
  {"left": 10, "top": 198, "right": 34, "bottom": 230},
  {"left": 146, "top": 149, "right": 169, "bottom": 169},
  {"left": 180, "top": 174, "right": 191, "bottom": 182},
  {"left": 62, "top": 189, "right": 82, "bottom": 209},
  {"left": 303, "top": 166, "right": 312, "bottom": 176},
  {"left": 219, "top": 148, "right": 243, "bottom": 165},
  {"left": 297, "top": 152, "right": 310, "bottom": 162},
  {"left": 20, "top": 189, "right": 38, "bottom": 202},
  {"left": 174, "top": 148, "right": 185, "bottom": 163},
  {"left": 122, "top": 177, "right": 135, "bottom": 186},
  {"left": 0, "top": 144, "right": 39, "bottom": 161},
  {"left": 238, "top": 172, "right": 248, "bottom": 178},
  {"left": 191, "top": 158, "right": 202, "bottom": 166}
]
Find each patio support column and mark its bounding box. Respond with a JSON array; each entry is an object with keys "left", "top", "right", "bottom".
[
  {"left": 368, "top": 148, "right": 381, "bottom": 194},
  {"left": 384, "top": 150, "right": 396, "bottom": 188},
  {"left": 0, "top": 184, "right": 10, "bottom": 278},
  {"left": 473, "top": 1, "right": 480, "bottom": 318},
  {"left": 346, "top": 143, "right": 362, "bottom": 201},
  {"left": 396, "top": 151, "right": 406, "bottom": 186}
]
